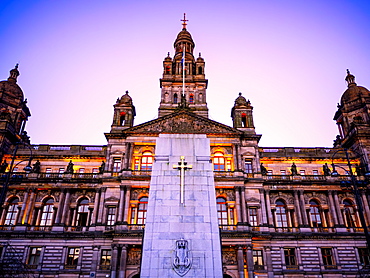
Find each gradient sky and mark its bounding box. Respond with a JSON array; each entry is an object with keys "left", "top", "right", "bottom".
[{"left": 1, "top": 0, "right": 370, "bottom": 147}]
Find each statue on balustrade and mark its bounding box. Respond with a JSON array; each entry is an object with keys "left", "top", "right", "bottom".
[{"left": 65, "top": 160, "right": 74, "bottom": 174}]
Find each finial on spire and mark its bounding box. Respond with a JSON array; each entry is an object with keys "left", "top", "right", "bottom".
[
  {"left": 345, "top": 69, "right": 356, "bottom": 86},
  {"left": 167, "top": 52, "right": 170, "bottom": 57},
  {"left": 181, "top": 13, "right": 188, "bottom": 30},
  {"left": 8, "top": 63, "right": 20, "bottom": 83}
]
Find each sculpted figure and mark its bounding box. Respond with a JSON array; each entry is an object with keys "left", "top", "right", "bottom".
[
  {"left": 260, "top": 163, "right": 268, "bottom": 175},
  {"left": 99, "top": 161, "right": 106, "bottom": 174},
  {"left": 65, "top": 160, "right": 74, "bottom": 174},
  {"left": 0, "top": 160, "right": 8, "bottom": 173},
  {"left": 290, "top": 162, "right": 298, "bottom": 176},
  {"left": 323, "top": 163, "right": 331, "bottom": 176},
  {"left": 32, "top": 160, "right": 41, "bottom": 173}
]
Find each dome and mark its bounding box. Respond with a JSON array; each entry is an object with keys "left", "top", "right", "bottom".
[
  {"left": 0, "top": 65, "right": 24, "bottom": 101},
  {"left": 234, "top": 93, "right": 249, "bottom": 108},
  {"left": 173, "top": 29, "right": 195, "bottom": 49},
  {"left": 119, "top": 91, "right": 132, "bottom": 105},
  {"left": 341, "top": 84, "right": 370, "bottom": 105}
]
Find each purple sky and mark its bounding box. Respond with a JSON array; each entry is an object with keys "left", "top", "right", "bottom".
[{"left": 1, "top": 0, "right": 370, "bottom": 147}]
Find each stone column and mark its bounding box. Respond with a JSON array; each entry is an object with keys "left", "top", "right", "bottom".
[
  {"left": 237, "top": 246, "right": 245, "bottom": 278},
  {"left": 361, "top": 191, "right": 370, "bottom": 225},
  {"left": 0, "top": 206, "right": 7, "bottom": 224},
  {"left": 61, "top": 190, "right": 71, "bottom": 224},
  {"left": 246, "top": 244, "right": 254, "bottom": 278},
  {"left": 265, "top": 190, "right": 273, "bottom": 225},
  {"left": 264, "top": 246, "right": 274, "bottom": 278},
  {"left": 91, "top": 188, "right": 100, "bottom": 225},
  {"left": 299, "top": 190, "right": 308, "bottom": 226},
  {"left": 259, "top": 189, "right": 268, "bottom": 225},
  {"left": 240, "top": 188, "right": 247, "bottom": 223},
  {"left": 293, "top": 190, "right": 302, "bottom": 226},
  {"left": 55, "top": 189, "right": 65, "bottom": 224},
  {"left": 328, "top": 190, "right": 338, "bottom": 226},
  {"left": 97, "top": 187, "right": 107, "bottom": 224},
  {"left": 333, "top": 191, "right": 344, "bottom": 225},
  {"left": 110, "top": 244, "right": 119, "bottom": 278},
  {"left": 90, "top": 246, "right": 99, "bottom": 274},
  {"left": 17, "top": 189, "right": 29, "bottom": 224},
  {"left": 123, "top": 186, "right": 131, "bottom": 223},
  {"left": 235, "top": 187, "right": 242, "bottom": 223},
  {"left": 117, "top": 185, "right": 125, "bottom": 223},
  {"left": 24, "top": 189, "right": 36, "bottom": 224},
  {"left": 119, "top": 245, "right": 128, "bottom": 278}
]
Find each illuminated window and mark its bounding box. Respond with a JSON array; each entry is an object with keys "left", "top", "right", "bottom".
[
  {"left": 300, "top": 170, "right": 305, "bottom": 175},
  {"left": 217, "top": 197, "right": 228, "bottom": 225},
  {"left": 309, "top": 200, "right": 322, "bottom": 227},
  {"left": 113, "top": 158, "right": 121, "bottom": 174},
  {"left": 174, "top": 93, "right": 178, "bottom": 104},
  {"left": 100, "top": 249, "right": 111, "bottom": 268},
  {"left": 253, "top": 250, "right": 264, "bottom": 270},
  {"left": 313, "top": 170, "right": 318, "bottom": 175},
  {"left": 321, "top": 248, "right": 335, "bottom": 269},
  {"left": 267, "top": 170, "right": 273, "bottom": 175},
  {"left": 244, "top": 159, "right": 253, "bottom": 174},
  {"left": 343, "top": 199, "right": 358, "bottom": 227},
  {"left": 141, "top": 152, "right": 153, "bottom": 171},
  {"left": 46, "top": 168, "right": 52, "bottom": 177},
  {"left": 137, "top": 197, "right": 148, "bottom": 224},
  {"left": 189, "top": 94, "right": 194, "bottom": 103},
  {"left": 4, "top": 198, "right": 19, "bottom": 225},
  {"left": 275, "top": 200, "right": 288, "bottom": 227},
  {"left": 241, "top": 113, "right": 247, "bottom": 127},
  {"left": 40, "top": 198, "right": 54, "bottom": 226},
  {"left": 284, "top": 248, "right": 297, "bottom": 268},
  {"left": 213, "top": 152, "right": 225, "bottom": 171},
  {"left": 107, "top": 206, "right": 116, "bottom": 226},
  {"left": 280, "top": 170, "right": 286, "bottom": 175},
  {"left": 92, "top": 168, "right": 99, "bottom": 178},
  {"left": 249, "top": 207, "right": 258, "bottom": 226},
  {"left": 28, "top": 247, "right": 42, "bottom": 267},
  {"left": 66, "top": 247, "right": 80, "bottom": 268},
  {"left": 131, "top": 197, "right": 148, "bottom": 225},
  {"left": 76, "top": 198, "right": 89, "bottom": 227}
]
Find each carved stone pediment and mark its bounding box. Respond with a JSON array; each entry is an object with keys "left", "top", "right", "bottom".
[{"left": 123, "top": 110, "right": 243, "bottom": 135}]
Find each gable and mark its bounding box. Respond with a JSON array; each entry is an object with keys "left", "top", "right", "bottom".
[{"left": 123, "top": 110, "right": 243, "bottom": 136}]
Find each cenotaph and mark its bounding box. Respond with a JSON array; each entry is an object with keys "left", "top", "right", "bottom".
[{"left": 140, "top": 134, "right": 223, "bottom": 277}]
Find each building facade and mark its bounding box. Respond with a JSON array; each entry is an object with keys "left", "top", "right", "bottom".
[{"left": 0, "top": 20, "right": 370, "bottom": 278}]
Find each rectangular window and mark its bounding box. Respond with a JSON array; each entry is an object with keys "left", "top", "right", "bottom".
[
  {"left": 244, "top": 159, "right": 253, "bottom": 174},
  {"left": 113, "top": 158, "right": 121, "bottom": 174},
  {"left": 313, "top": 170, "right": 318, "bottom": 175},
  {"left": 134, "top": 158, "right": 140, "bottom": 170},
  {"left": 226, "top": 160, "right": 232, "bottom": 172},
  {"left": 100, "top": 249, "right": 111, "bottom": 269},
  {"left": 253, "top": 250, "right": 264, "bottom": 270},
  {"left": 280, "top": 170, "right": 286, "bottom": 175},
  {"left": 300, "top": 170, "right": 305, "bottom": 175},
  {"left": 267, "top": 170, "right": 273, "bottom": 175},
  {"left": 66, "top": 247, "right": 80, "bottom": 268},
  {"left": 107, "top": 207, "right": 116, "bottom": 226},
  {"left": 359, "top": 248, "right": 370, "bottom": 266},
  {"left": 92, "top": 168, "right": 99, "bottom": 178},
  {"left": 79, "top": 168, "right": 85, "bottom": 173},
  {"left": 59, "top": 168, "right": 64, "bottom": 177},
  {"left": 284, "top": 248, "right": 297, "bottom": 269},
  {"left": 13, "top": 167, "right": 18, "bottom": 172},
  {"left": 28, "top": 247, "right": 42, "bottom": 268},
  {"left": 249, "top": 207, "right": 258, "bottom": 226},
  {"left": 321, "top": 248, "right": 336, "bottom": 269},
  {"left": 46, "top": 168, "right": 52, "bottom": 177}
]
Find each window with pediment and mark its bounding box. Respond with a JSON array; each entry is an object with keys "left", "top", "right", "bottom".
[{"left": 133, "top": 147, "right": 155, "bottom": 171}]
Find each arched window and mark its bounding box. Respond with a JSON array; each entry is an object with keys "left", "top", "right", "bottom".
[
  {"left": 141, "top": 152, "right": 153, "bottom": 171},
  {"left": 165, "top": 66, "right": 171, "bottom": 74},
  {"left": 309, "top": 200, "right": 322, "bottom": 227},
  {"left": 174, "top": 93, "right": 178, "bottom": 104},
  {"left": 275, "top": 200, "right": 288, "bottom": 227},
  {"left": 343, "top": 199, "right": 358, "bottom": 227},
  {"left": 241, "top": 113, "right": 247, "bottom": 127},
  {"left": 213, "top": 152, "right": 225, "bottom": 171},
  {"left": 217, "top": 197, "right": 228, "bottom": 225},
  {"left": 76, "top": 198, "right": 89, "bottom": 226},
  {"left": 4, "top": 198, "right": 19, "bottom": 225},
  {"left": 198, "top": 66, "right": 203, "bottom": 75},
  {"left": 40, "top": 198, "right": 54, "bottom": 226},
  {"left": 120, "top": 111, "right": 126, "bottom": 125},
  {"left": 189, "top": 94, "right": 194, "bottom": 104}
]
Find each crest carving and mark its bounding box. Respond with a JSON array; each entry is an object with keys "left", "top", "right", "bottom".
[{"left": 173, "top": 239, "right": 191, "bottom": 276}]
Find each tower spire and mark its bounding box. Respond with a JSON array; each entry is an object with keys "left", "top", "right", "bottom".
[{"left": 181, "top": 13, "right": 188, "bottom": 30}]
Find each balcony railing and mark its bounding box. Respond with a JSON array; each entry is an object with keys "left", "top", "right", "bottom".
[
  {"left": 27, "top": 226, "right": 53, "bottom": 231},
  {"left": 274, "top": 227, "right": 300, "bottom": 233},
  {"left": 219, "top": 225, "right": 237, "bottom": 231},
  {"left": 263, "top": 175, "right": 327, "bottom": 181}
]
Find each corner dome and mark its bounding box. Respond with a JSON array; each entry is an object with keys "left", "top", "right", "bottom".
[
  {"left": 234, "top": 92, "right": 249, "bottom": 108},
  {"left": 0, "top": 64, "right": 24, "bottom": 101},
  {"left": 119, "top": 91, "right": 133, "bottom": 105},
  {"left": 341, "top": 85, "right": 370, "bottom": 105}
]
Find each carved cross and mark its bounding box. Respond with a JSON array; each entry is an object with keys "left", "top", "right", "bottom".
[
  {"left": 173, "top": 156, "right": 192, "bottom": 204},
  {"left": 181, "top": 13, "right": 188, "bottom": 29}
]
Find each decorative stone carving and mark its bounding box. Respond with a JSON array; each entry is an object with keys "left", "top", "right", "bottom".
[
  {"left": 304, "top": 192, "right": 328, "bottom": 205},
  {"left": 270, "top": 192, "right": 294, "bottom": 204},
  {"left": 127, "top": 247, "right": 141, "bottom": 265},
  {"left": 222, "top": 249, "right": 237, "bottom": 265},
  {"left": 125, "top": 110, "right": 242, "bottom": 135},
  {"left": 131, "top": 189, "right": 147, "bottom": 200},
  {"left": 173, "top": 239, "right": 191, "bottom": 277}
]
